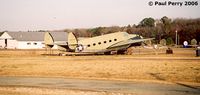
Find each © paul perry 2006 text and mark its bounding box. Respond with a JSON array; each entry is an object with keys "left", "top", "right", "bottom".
[{"left": 152, "top": 1, "right": 198, "bottom": 6}]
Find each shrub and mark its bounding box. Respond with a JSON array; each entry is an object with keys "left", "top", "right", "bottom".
[
  {"left": 166, "top": 37, "right": 174, "bottom": 45},
  {"left": 191, "top": 39, "right": 197, "bottom": 45},
  {"left": 160, "top": 39, "right": 167, "bottom": 46}
]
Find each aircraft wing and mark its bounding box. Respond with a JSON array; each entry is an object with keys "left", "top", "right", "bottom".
[
  {"left": 53, "top": 41, "right": 69, "bottom": 51},
  {"left": 54, "top": 42, "right": 68, "bottom": 46},
  {"left": 108, "top": 38, "right": 154, "bottom": 49}
]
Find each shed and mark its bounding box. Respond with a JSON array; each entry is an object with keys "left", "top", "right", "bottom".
[{"left": 0, "top": 32, "right": 67, "bottom": 49}]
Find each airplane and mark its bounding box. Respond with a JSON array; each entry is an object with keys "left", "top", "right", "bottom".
[{"left": 44, "top": 31, "right": 154, "bottom": 55}]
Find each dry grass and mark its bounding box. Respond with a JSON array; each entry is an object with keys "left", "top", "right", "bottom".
[
  {"left": 0, "top": 48, "right": 200, "bottom": 95},
  {"left": 0, "top": 48, "right": 199, "bottom": 83},
  {"left": 0, "top": 86, "right": 129, "bottom": 95}
]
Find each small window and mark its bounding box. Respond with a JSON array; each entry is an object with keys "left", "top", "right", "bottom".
[
  {"left": 109, "top": 40, "right": 112, "bottom": 42},
  {"left": 104, "top": 41, "right": 107, "bottom": 43},
  {"left": 34, "top": 43, "right": 37, "bottom": 45},
  {"left": 93, "top": 43, "right": 96, "bottom": 46},
  {"left": 114, "top": 39, "right": 117, "bottom": 41},
  {"left": 27, "top": 43, "right": 31, "bottom": 45},
  {"left": 87, "top": 44, "right": 90, "bottom": 47},
  {"left": 98, "top": 42, "right": 101, "bottom": 45}
]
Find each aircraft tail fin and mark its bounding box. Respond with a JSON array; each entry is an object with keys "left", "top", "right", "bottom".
[
  {"left": 68, "top": 32, "right": 78, "bottom": 50},
  {"left": 44, "top": 32, "right": 54, "bottom": 48}
]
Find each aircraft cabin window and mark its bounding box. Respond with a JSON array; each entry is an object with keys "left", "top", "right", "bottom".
[
  {"left": 93, "top": 43, "right": 96, "bottom": 46},
  {"left": 98, "top": 42, "right": 101, "bottom": 45},
  {"left": 109, "top": 40, "right": 112, "bottom": 42},
  {"left": 104, "top": 41, "right": 107, "bottom": 43},
  {"left": 27, "top": 43, "right": 31, "bottom": 45},
  {"left": 87, "top": 45, "right": 90, "bottom": 47},
  {"left": 114, "top": 39, "right": 117, "bottom": 41}
]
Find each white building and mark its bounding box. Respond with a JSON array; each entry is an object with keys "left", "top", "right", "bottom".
[{"left": 0, "top": 32, "right": 67, "bottom": 49}]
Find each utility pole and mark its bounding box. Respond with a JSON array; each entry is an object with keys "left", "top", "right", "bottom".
[{"left": 175, "top": 30, "right": 178, "bottom": 47}]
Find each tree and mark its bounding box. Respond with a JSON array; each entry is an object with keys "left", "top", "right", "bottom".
[
  {"left": 88, "top": 27, "right": 103, "bottom": 37},
  {"left": 161, "top": 16, "right": 172, "bottom": 34},
  {"left": 166, "top": 37, "right": 174, "bottom": 45},
  {"left": 126, "top": 24, "right": 132, "bottom": 33},
  {"left": 38, "top": 30, "right": 46, "bottom": 32},
  {"left": 161, "top": 16, "right": 171, "bottom": 25},
  {"left": 191, "top": 39, "right": 197, "bottom": 45},
  {"left": 139, "top": 17, "right": 155, "bottom": 27}
]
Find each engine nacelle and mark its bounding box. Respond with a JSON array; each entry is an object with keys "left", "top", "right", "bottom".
[{"left": 76, "top": 44, "right": 84, "bottom": 52}]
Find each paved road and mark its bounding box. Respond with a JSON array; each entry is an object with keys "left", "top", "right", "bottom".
[{"left": 0, "top": 76, "right": 199, "bottom": 95}]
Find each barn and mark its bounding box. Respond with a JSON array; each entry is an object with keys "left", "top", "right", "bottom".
[{"left": 0, "top": 32, "right": 67, "bottom": 49}]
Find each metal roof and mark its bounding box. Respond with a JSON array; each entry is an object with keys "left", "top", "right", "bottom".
[
  {"left": 6, "top": 32, "right": 67, "bottom": 41},
  {"left": 48, "top": 32, "right": 68, "bottom": 41}
]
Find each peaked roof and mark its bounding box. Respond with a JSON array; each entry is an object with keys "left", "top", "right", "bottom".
[
  {"left": 0, "top": 32, "right": 3, "bottom": 36},
  {"left": 5, "top": 32, "right": 67, "bottom": 41}
]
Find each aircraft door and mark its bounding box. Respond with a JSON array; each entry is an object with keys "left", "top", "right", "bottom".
[{"left": 4, "top": 39, "right": 7, "bottom": 49}]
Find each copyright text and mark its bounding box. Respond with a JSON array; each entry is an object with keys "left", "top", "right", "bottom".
[{"left": 148, "top": 1, "right": 198, "bottom": 7}]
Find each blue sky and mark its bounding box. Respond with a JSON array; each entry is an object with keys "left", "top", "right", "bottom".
[{"left": 0, "top": 0, "right": 200, "bottom": 31}]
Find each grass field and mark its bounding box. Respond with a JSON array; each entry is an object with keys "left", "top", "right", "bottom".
[
  {"left": 0, "top": 48, "right": 199, "bottom": 83},
  {"left": 0, "top": 48, "right": 200, "bottom": 95}
]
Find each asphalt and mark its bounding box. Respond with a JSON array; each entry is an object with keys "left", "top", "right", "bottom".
[{"left": 0, "top": 76, "right": 200, "bottom": 95}]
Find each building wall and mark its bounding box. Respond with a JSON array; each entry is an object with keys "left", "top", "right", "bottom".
[
  {"left": 0, "top": 39, "right": 18, "bottom": 49},
  {"left": 0, "top": 40, "right": 45, "bottom": 49},
  {"left": 17, "top": 41, "right": 45, "bottom": 49},
  {"left": 0, "top": 40, "right": 5, "bottom": 48}
]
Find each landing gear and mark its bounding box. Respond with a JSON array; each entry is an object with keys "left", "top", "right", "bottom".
[
  {"left": 104, "top": 51, "right": 111, "bottom": 55},
  {"left": 104, "top": 50, "right": 127, "bottom": 55},
  {"left": 117, "top": 50, "right": 126, "bottom": 54}
]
